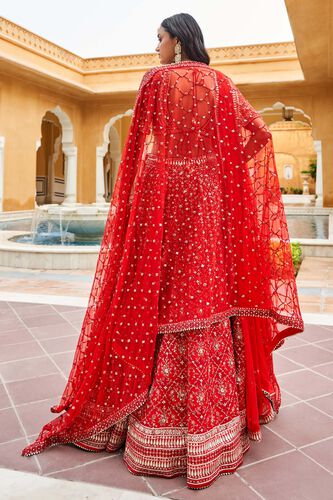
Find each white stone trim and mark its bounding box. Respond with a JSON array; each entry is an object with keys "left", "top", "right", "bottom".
[
  {"left": 62, "top": 145, "right": 78, "bottom": 204},
  {"left": 96, "top": 145, "right": 108, "bottom": 204},
  {"left": 0, "top": 468, "right": 158, "bottom": 500}
]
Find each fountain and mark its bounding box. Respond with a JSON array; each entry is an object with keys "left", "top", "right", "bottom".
[
  {"left": 1, "top": 201, "right": 333, "bottom": 270},
  {"left": 0, "top": 203, "right": 109, "bottom": 269},
  {"left": 19, "top": 204, "right": 109, "bottom": 246}
]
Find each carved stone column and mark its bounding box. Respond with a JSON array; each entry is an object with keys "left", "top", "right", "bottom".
[
  {"left": 62, "top": 145, "right": 77, "bottom": 204},
  {"left": 96, "top": 146, "right": 107, "bottom": 204}
]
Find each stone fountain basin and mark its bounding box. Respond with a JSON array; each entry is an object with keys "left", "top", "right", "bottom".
[
  {"left": 0, "top": 231, "right": 100, "bottom": 269},
  {"left": 35, "top": 205, "right": 109, "bottom": 239},
  {"left": 0, "top": 204, "right": 111, "bottom": 269},
  {"left": 46, "top": 219, "right": 106, "bottom": 239}
]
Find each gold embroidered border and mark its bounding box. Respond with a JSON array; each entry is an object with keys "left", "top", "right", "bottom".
[
  {"left": 124, "top": 410, "right": 250, "bottom": 487},
  {"left": 158, "top": 307, "right": 304, "bottom": 338},
  {"left": 22, "top": 390, "right": 148, "bottom": 457}
]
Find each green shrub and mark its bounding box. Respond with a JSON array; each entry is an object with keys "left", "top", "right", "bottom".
[
  {"left": 281, "top": 187, "right": 304, "bottom": 195},
  {"left": 269, "top": 240, "right": 304, "bottom": 278},
  {"left": 291, "top": 241, "right": 303, "bottom": 276},
  {"left": 301, "top": 158, "right": 317, "bottom": 181},
  {"left": 288, "top": 187, "right": 303, "bottom": 194}
]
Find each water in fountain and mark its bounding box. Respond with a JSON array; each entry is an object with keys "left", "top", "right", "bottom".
[
  {"left": 30, "top": 205, "right": 76, "bottom": 245},
  {"left": 9, "top": 203, "right": 109, "bottom": 246}
]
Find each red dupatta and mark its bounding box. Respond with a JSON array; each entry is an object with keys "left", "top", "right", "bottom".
[{"left": 22, "top": 60, "right": 303, "bottom": 456}]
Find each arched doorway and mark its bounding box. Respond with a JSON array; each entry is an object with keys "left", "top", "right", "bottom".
[
  {"left": 269, "top": 120, "right": 316, "bottom": 196},
  {"left": 259, "top": 102, "right": 322, "bottom": 206},
  {"left": 36, "top": 112, "right": 64, "bottom": 205},
  {"left": 96, "top": 110, "right": 133, "bottom": 203},
  {"left": 36, "top": 106, "right": 77, "bottom": 205}
]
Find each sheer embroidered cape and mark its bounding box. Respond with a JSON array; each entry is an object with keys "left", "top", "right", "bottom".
[{"left": 22, "top": 60, "right": 304, "bottom": 456}]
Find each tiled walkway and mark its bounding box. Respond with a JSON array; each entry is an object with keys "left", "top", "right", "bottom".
[
  {"left": 296, "top": 256, "right": 333, "bottom": 313},
  {"left": 1, "top": 300, "right": 333, "bottom": 499},
  {"left": 1, "top": 255, "right": 333, "bottom": 314}
]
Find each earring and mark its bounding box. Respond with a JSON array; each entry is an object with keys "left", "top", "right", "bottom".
[{"left": 174, "top": 41, "right": 182, "bottom": 63}]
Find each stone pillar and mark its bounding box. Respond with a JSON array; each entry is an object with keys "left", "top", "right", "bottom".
[
  {"left": 313, "top": 140, "right": 323, "bottom": 207},
  {"left": 0, "top": 137, "right": 5, "bottom": 212},
  {"left": 62, "top": 145, "right": 77, "bottom": 204},
  {"left": 35, "top": 139, "right": 41, "bottom": 208},
  {"left": 321, "top": 139, "right": 333, "bottom": 207},
  {"left": 96, "top": 146, "right": 107, "bottom": 204}
]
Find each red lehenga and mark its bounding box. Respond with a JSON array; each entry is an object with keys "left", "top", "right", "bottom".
[{"left": 22, "top": 60, "right": 304, "bottom": 489}]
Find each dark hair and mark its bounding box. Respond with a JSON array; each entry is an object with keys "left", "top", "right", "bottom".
[{"left": 161, "top": 13, "right": 210, "bottom": 65}]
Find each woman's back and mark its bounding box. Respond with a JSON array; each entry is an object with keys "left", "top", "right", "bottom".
[{"left": 148, "top": 61, "right": 220, "bottom": 158}]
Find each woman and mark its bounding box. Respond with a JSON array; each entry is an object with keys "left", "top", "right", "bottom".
[{"left": 22, "top": 13, "right": 304, "bottom": 490}]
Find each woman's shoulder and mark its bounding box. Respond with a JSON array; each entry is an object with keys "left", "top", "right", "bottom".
[
  {"left": 139, "top": 62, "right": 233, "bottom": 93},
  {"left": 142, "top": 61, "right": 224, "bottom": 77},
  {"left": 141, "top": 65, "right": 165, "bottom": 82}
]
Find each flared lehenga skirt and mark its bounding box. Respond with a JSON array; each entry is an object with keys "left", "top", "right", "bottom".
[{"left": 73, "top": 316, "right": 280, "bottom": 490}]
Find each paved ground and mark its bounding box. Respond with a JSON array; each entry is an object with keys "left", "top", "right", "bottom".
[
  {"left": 0, "top": 302, "right": 333, "bottom": 499},
  {"left": 0, "top": 255, "right": 333, "bottom": 313},
  {"left": 296, "top": 256, "right": 333, "bottom": 314},
  {"left": 0, "top": 256, "right": 333, "bottom": 498}
]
